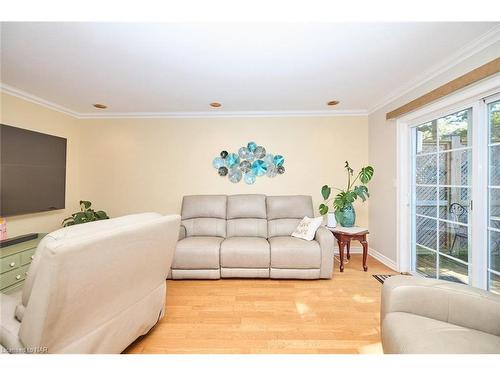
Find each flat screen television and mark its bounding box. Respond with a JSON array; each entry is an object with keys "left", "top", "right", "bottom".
[{"left": 0, "top": 124, "right": 67, "bottom": 217}]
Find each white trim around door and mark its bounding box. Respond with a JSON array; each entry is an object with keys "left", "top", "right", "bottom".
[{"left": 396, "top": 75, "right": 500, "bottom": 290}]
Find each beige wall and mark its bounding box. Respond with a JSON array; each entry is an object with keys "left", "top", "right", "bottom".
[
  {"left": 368, "top": 41, "right": 500, "bottom": 265},
  {"left": 0, "top": 93, "right": 369, "bottom": 236},
  {"left": 0, "top": 93, "right": 81, "bottom": 237},
  {"left": 79, "top": 116, "right": 369, "bottom": 225}
]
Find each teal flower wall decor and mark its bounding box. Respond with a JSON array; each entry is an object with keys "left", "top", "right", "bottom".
[{"left": 213, "top": 141, "right": 285, "bottom": 184}]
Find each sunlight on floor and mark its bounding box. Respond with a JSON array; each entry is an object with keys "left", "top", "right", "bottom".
[
  {"left": 295, "top": 302, "right": 310, "bottom": 315},
  {"left": 358, "top": 342, "right": 383, "bottom": 354},
  {"left": 352, "top": 294, "right": 375, "bottom": 303}
]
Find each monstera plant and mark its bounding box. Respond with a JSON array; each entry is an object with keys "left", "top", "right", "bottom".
[
  {"left": 62, "top": 200, "right": 109, "bottom": 227},
  {"left": 319, "top": 161, "right": 374, "bottom": 227}
]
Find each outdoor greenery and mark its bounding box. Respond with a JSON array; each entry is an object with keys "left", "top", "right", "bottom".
[
  {"left": 62, "top": 200, "right": 109, "bottom": 227},
  {"left": 319, "top": 161, "right": 374, "bottom": 215},
  {"left": 417, "top": 109, "right": 470, "bottom": 147},
  {"left": 491, "top": 103, "right": 500, "bottom": 143}
]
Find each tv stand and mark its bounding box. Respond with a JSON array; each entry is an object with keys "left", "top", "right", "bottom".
[
  {"left": 0, "top": 233, "right": 45, "bottom": 293},
  {"left": 0, "top": 233, "right": 38, "bottom": 248}
]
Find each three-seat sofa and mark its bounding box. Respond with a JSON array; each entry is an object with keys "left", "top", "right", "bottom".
[{"left": 169, "top": 194, "right": 334, "bottom": 279}]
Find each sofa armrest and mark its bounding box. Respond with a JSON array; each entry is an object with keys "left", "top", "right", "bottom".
[
  {"left": 381, "top": 275, "right": 500, "bottom": 337},
  {"left": 178, "top": 224, "right": 186, "bottom": 241},
  {"left": 315, "top": 226, "right": 334, "bottom": 279}
]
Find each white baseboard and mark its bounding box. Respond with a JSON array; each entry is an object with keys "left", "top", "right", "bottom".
[{"left": 334, "top": 246, "right": 398, "bottom": 271}]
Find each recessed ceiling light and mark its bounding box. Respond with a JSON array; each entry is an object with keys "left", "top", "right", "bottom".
[
  {"left": 210, "top": 102, "right": 222, "bottom": 108},
  {"left": 93, "top": 103, "right": 108, "bottom": 109},
  {"left": 327, "top": 100, "right": 340, "bottom": 106}
]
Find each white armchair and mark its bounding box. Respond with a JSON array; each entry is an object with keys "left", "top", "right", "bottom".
[
  {"left": 0, "top": 213, "right": 180, "bottom": 354},
  {"left": 381, "top": 275, "right": 500, "bottom": 354}
]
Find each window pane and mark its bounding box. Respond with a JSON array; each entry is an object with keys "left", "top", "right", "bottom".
[
  {"left": 412, "top": 107, "right": 473, "bottom": 286},
  {"left": 439, "top": 187, "right": 470, "bottom": 224},
  {"left": 489, "top": 188, "right": 500, "bottom": 229},
  {"left": 438, "top": 109, "right": 471, "bottom": 149},
  {"left": 489, "top": 230, "right": 500, "bottom": 273},
  {"left": 416, "top": 246, "right": 436, "bottom": 278},
  {"left": 439, "top": 255, "right": 468, "bottom": 284},
  {"left": 416, "top": 186, "right": 437, "bottom": 217},
  {"left": 439, "top": 149, "right": 471, "bottom": 186},
  {"left": 489, "top": 272, "right": 500, "bottom": 295},
  {"left": 416, "top": 154, "right": 437, "bottom": 184},
  {"left": 439, "top": 221, "right": 469, "bottom": 263},
  {"left": 489, "top": 100, "right": 500, "bottom": 293},
  {"left": 415, "top": 121, "right": 437, "bottom": 154},
  {"left": 416, "top": 216, "right": 437, "bottom": 250},
  {"left": 489, "top": 100, "right": 500, "bottom": 143},
  {"left": 489, "top": 145, "right": 500, "bottom": 186}
]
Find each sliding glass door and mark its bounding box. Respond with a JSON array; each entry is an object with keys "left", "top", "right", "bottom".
[
  {"left": 488, "top": 98, "right": 500, "bottom": 293},
  {"left": 411, "top": 109, "right": 472, "bottom": 284},
  {"left": 402, "top": 84, "right": 500, "bottom": 294}
]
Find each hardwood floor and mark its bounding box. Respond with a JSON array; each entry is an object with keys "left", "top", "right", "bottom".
[{"left": 124, "top": 254, "right": 396, "bottom": 354}]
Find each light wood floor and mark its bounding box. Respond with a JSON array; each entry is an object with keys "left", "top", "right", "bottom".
[{"left": 124, "top": 254, "right": 396, "bottom": 354}]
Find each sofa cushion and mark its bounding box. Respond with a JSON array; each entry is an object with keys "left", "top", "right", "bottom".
[
  {"left": 227, "top": 194, "right": 267, "bottom": 219},
  {"left": 220, "top": 237, "right": 270, "bottom": 268},
  {"left": 382, "top": 312, "right": 500, "bottom": 354},
  {"left": 269, "top": 236, "right": 321, "bottom": 269},
  {"left": 266, "top": 195, "right": 314, "bottom": 220},
  {"left": 181, "top": 195, "right": 227, "bottom": 220},
  {"left": 268, "top": 218, "right": 302, "bottom": 237},
  {"left": 173, "top": 237, "right": 223, "bottom": 269},
  {"left": 182, "top": 218, "right": 226, "bottom": 237},
  {"left": 267, "top": 196, "right": 314, "bottom": 237},
  {"left": 227, "top": 218, "right": 267, "bottom": 238}
]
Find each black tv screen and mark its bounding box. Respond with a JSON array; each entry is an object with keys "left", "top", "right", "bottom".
[{"left": 0, "top": 124, "right": 67, "bottom": 217}]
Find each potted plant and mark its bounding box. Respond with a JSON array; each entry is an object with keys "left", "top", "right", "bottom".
[
  {"left": 62, "top": 200, "right": 109, "bottom": 227},
  {"left": 319, "top": 161, "right": 374, "bottom": 227}
]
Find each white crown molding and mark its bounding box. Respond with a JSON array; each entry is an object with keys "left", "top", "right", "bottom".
[
  {"left": 0, "top": 83, "right": 80, "bottom": 118},
  {"left": 76, "top": 109, "right": 368, "bottom": 119},
  {"left": 1, "top": 82, "right": 367, "bottom": 119},
  {"left": 367, "top": 24, "right": 500, "bottom": 115}
]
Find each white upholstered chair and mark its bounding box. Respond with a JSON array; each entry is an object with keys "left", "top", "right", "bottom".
[
  {"left": 381, "top": 275, "right": 500, "bottom": 354},
  {"left": 0, "top": 213, "right": 180, "bottom": 354}
]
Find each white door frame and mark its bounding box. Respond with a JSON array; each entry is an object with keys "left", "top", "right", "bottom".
[
  {"left": 396, "top": 76, "right": 500, "bottom": 289},
  {"left": 484, "top": 92, "right": 500, "bottom": 291}
]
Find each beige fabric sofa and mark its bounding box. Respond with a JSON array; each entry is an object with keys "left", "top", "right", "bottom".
[
  {"left": 171, "top": 194, "right": 334, "bottom": 280},
  {"left": 0, "top": 213, "right": 180, "bottom": 354},
  {"left": 381, "top": 275, "right": 500, "bottom": 354}
]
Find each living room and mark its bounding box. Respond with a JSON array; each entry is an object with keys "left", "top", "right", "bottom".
[{"left": 1, "top": 0, "right": 499, "bottom": 372}]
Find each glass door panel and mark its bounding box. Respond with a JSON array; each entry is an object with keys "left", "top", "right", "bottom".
[
  {"left": 412, "top": 108, "right": 472, "bottom": 284},
  {"left": 488, "top": 99, "right": 500, "bottom": 294}
]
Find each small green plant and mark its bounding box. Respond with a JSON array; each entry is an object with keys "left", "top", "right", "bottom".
[
  {"left": 319, "top": 161, "right": 374, "bottom": 215},
  {"left": 62, "top": 200, "right": 109, "bottom": 227}
]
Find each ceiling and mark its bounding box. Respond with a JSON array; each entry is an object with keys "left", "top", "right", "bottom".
[{"left": 1, "top": 22, "right": 499, "bottom": 117}]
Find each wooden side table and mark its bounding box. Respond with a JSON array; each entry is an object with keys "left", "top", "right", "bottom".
[{"left": 327, "top": 226, "right": 369, "bottom": 272}]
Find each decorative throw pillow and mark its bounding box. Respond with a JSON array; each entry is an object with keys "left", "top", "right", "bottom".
[{"left": 291, "top": 216, "right": 323, "bottom": 241}]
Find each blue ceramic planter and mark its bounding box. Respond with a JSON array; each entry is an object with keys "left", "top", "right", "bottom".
[{"left": 335, "top": 204, "right": 356, "bottom": 227}]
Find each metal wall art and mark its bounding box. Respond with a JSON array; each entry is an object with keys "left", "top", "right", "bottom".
[{"left": 212, "top": 141, "right": 285, "bottom": 184}]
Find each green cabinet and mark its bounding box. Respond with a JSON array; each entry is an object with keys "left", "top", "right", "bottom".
[{"left": 0, "top": 234, "right": 44, "bottom": 293}]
